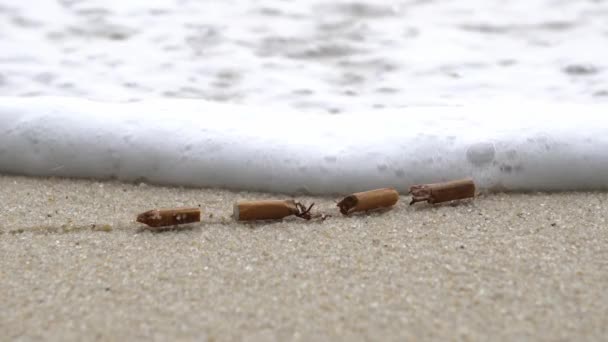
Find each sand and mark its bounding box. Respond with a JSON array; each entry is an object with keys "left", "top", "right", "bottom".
[{"left": 1, "top": 174, "right": 607, "bottom": 341}]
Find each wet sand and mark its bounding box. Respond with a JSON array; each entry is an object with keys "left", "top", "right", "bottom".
[{"left": 1, "top": 175, "right": 607, "bottom": 340}]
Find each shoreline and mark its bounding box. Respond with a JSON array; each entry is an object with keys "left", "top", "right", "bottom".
[
  {"left": 3, "top": 97, "right": 608, "bottom": 194},
  {"left": 2, "top": 174, "right": 608, "bottom": 340}
]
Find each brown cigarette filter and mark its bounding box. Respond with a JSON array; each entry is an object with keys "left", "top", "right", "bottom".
[
  {"left": 409, "top": 178, "right": 476, "bottom": 205},
  {"left": 337, "top": 188, "right": 400, "bottom": 215},
  {"left": 234, "top": 200, "right": 301, "bottom": 221},
  {"left": 136, "top": 207, "right": 201, "bottom": 227}
]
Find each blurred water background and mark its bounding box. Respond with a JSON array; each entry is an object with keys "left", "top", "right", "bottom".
[{"left": 0, "top": 0, "right": 607, "bottom": 112}]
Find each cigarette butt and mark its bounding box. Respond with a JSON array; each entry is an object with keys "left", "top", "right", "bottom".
[
  {"left": 337, "top": 188, "right": 399, "bottom": 215},
  {"left": 234, "top": 200, "right": 300, "bottom": 221},
  {"left": 136, "top": 207, "right": 201, "bottom": 227},
  {"left": 409, "top": 178, "right": 476, "bottom": 205}
]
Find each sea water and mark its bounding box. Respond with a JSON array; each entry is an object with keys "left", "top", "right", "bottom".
[{"left": 1, "top": 0, "right": 607, "bottom": 111}]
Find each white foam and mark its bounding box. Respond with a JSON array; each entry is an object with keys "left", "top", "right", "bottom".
[{"left": 1, "top": 96, "right": 607, "bottom": 194}]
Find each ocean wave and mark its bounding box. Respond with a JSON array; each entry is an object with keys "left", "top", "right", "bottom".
[{"left": 1, "top": 96, "right": 607, "bottom": 194}]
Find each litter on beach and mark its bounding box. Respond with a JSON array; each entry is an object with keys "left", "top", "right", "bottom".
[
  {"left": 136, "top": 207, "right": 201, "bottom": 227},
  {"left": 337, "top": 188, "right": 400, "bottom": 215},
  {"left": 409, "top": 178, "right": 476, "bottom": 205},
  {"left": 233, "top": 200, "right": 316, "bottom": 221},
  {"left": 134, "top": 179, "right": 476, "bottom": 228}
]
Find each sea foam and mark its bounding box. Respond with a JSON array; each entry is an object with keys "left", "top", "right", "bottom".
[{"left": 0, "top": 97, "right": 607, "bottom": 194}]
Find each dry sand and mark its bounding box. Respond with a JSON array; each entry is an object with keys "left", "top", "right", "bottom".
[{"left": 1, "top": 175, "right": 607, "bottom": 341}]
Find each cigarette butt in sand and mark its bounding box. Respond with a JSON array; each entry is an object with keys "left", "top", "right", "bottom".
[
  {"left": 234, "top": 200, "right": 303, "bottom": 221},
  {"left": 337, "top": 188, "right": 400, "bottom": 215},
  {"left": 136, "top": 207, "right": 201, "bottom": 227},
  {"left": 409, "top": 178, "right": 476, "bottom": 205}
]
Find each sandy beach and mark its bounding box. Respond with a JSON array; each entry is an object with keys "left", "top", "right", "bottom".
[{"left": 1, "top": 174, "right": 607, "bottom": 340}]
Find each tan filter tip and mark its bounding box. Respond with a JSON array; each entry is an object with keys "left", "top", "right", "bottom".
[
  {"left": 136, "top": 207, "right": 201, "bottom": 227},
  {"left": 234, "top": 200, "right": 302, "bottom": 221},
  {"left": 409, "top": 178, "right": 476, "bottom": 205},
  {"left": 337, "top": 188, "right": 399, "bottom": 215}
]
